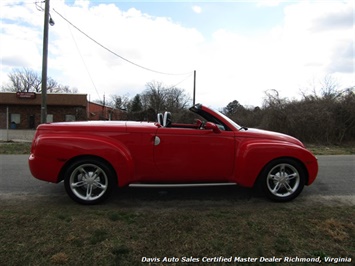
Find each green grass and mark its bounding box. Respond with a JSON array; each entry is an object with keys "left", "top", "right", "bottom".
[
  {"left": 0, "top": 141, "right": 31, "bottom": 154},
  {"left": 0, "top": 200, "right": 354, "bottom": 265}
]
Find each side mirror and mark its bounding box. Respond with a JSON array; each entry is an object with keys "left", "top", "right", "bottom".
[{"left": 204, "top": 122, "right": 221, "bottom": 133}]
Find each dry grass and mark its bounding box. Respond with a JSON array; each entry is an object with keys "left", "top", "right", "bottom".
[
  {"left": 0, "top": 199, "right": 354, "bottom": 266},
  {"left": 0, "top": 141, "right": 31, "bottom": 154},
  {"left": 320, "top": 218, "right": 352, "bottom": 242},
  {"left": 306, "top": 142, "right": 355, "bottom": 155}
]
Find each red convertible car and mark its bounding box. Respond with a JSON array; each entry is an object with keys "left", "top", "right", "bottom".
[{"left": 29, "top": 104, "right": 318, "bottom": 204}]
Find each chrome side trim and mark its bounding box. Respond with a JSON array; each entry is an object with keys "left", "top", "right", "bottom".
[{"left": 128, "top": 183, "right": 237, "bottom": 188}]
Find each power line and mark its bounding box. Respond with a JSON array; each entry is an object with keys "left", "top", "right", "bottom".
[
  {"left": 67, "top": 22, "right": 102, "bottom": 102},
  {"left": 171, "top": 72, "right": 194, "bottom": 88},
  {"left": 52, "top": 8, "right": 193, "bottom": 76}
]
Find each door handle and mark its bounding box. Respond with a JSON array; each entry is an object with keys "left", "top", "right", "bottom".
[{"left": 154, "top": 136, "right": 161, "bottom": 146}]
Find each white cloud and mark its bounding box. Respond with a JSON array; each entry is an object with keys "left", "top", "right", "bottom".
[
  {"left": 46, "top": 4, "right": 204, "bottom": 100},
  {"left": 0, "top": 1, "right": 353, "bottom": 108},
  {"left": 256, "top": 0, "right": 284, "bottom": 7},
  {"left": 192, "top": 5, "right": 202, "bottom": 14}
]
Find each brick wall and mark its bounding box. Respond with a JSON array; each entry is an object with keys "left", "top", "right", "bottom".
[{"left": 0, "top": 105, "right": 87, "bottom": 129}]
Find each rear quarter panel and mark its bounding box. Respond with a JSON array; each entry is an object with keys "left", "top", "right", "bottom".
[
  {"left": 29, "top": 122, "right": 160, "bottom": 186},
  {"left": 29, "top": 132, "right": 135, "bottom": 186}
]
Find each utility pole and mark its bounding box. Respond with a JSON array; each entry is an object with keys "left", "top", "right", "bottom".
[
  {"left": 193, "top": 70, "right": 196, "bottom": 105},
  {"left": 41, "top": 0, "right": 50, "bottom": 124},
  {"left": 102, "top": 93, "right": 105, "bottom": 119}
]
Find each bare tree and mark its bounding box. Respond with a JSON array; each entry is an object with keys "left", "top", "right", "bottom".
[
  {"left": 165, "top": 87, "right": 191, "bottom": 112},
  {"left": 47, "top": 77, "right": 58, "bottom": 92},
  {"left": 7, "top": 68, "right": 41, "bottom": 92},
  {"left": 143, "top": 81, "right": 167, "bottom": 113},
  {"left": 110, "top": 94, "right": 130, "bottom": 110},
  {"left": 4, "top": 67, "right": 76, "bottom": 94},
  {"left": 320, "top": 74, "right": 340, "bottom": 99},
  {"left": 300, "top": 74, "right": 341, "bottom": 101},
  {"left": 142, "top": 81, "right": 191, "bottom": 113}
]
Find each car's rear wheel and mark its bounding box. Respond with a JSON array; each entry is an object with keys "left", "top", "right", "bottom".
[
  {"left": 64, "top": 158, "right": 115, "bottom": 205},
  {"left": 259, "top": 159, "right": 306, "bottom": 202}
]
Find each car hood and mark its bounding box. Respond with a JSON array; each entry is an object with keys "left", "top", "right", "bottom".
[{"left": 241, "top": 128, "right": 304, "bottom": 147}]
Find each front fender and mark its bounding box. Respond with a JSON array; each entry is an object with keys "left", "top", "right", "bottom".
[
  {"left": 234, "top": 140, "right": 318, "bottom": 187},
  {"left": 30, "top": 134, "right": 134, "bottom": 186}
]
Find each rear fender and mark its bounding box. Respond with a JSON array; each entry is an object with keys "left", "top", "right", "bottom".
[{"left": 34, "top": 134, "right": 133, "bottom": 186}]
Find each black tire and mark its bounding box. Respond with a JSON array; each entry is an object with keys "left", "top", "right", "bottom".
[
  {"left": 258, "top": 158, "right": 306, "bottom": 202},
  {"left": 64, "top": 158, "right": 116, "bottom": 205}
]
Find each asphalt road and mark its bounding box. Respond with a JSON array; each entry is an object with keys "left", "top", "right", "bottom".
[{"left": 0, "top": 155, "right": 354, "bottom": 202}]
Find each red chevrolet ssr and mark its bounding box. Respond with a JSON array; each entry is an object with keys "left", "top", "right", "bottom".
[{"left": 29, "top": 104, "right": 318, "bottom": 204}]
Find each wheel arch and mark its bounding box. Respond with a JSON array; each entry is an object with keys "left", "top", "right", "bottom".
[
  {"left": 62, "top": 155, "right": 118, "bottom": 205},
  {"left": 234, "top": 140, "right": 313, "bottom": 188},
  {"left": 33, "top": 134, "right": 135, "bottom": 186},
  {"left": 254, "top": 156, "right": 308, "bottom": 202},
  {"left": 58, "top": 155, "right": 118, "bottom": 185},
  {"left": 254, "top": 156, "right": 309, "bottom": 188}
]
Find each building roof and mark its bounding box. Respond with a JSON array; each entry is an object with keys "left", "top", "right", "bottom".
[{"left": 0, "top": 92, "right": 87, "bottom": 107}]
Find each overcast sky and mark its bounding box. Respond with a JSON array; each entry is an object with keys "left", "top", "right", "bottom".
[{"left": 1, "top": 0, "right": 354, "bottom": 108}]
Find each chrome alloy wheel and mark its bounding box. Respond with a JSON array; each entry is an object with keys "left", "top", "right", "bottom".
[
  {"left": 69, "top": 163, "right": 108, "bottom": 202},
  {"left": 266, "top": 163, "right": 300, "bottom": 198}
]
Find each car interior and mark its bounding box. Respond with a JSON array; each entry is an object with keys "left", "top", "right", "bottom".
[
  {"left": 157, "top": 111, "right": 200, "bottom": 129},
  {"left": 157, "top": 111, "right": 227, "bottom": 131}
]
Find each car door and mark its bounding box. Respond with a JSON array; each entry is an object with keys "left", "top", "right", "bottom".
[{"left": 152, "top": 127, "right": 235, "bottom": 182}]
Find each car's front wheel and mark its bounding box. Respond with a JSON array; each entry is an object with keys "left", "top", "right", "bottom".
[
  {"left": 64, "top": 158, "right": 116, "bottom": 205},
  {"left": 259, "top": 159, "right": 306, "bottom": 202}
]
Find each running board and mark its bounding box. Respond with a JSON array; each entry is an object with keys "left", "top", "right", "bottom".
[{"left": 129, "top": 183, "right": 237, "bottom": 188}]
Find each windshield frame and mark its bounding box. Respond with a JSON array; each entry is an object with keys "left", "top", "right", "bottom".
[
  {"left": 190, "top": 104, "right": 243, "bottom": 131},
  {"left": 214, "top": 108, "right": 243, "bottom": 130}
]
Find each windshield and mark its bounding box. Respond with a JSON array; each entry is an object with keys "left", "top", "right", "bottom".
[
  {"left": 213, "top": 108, "right": 243, "bottom": 130},
  {"left": 190, "top": 104, "right": 243, "bottom": 131}
]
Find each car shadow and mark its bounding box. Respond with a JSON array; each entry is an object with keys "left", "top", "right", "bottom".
[
  {"left": 27, "top": 183, "right": 266, "bottom": 207},
  {"left": 108, "top": 185, "right": 265, "bottom": 207}
]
